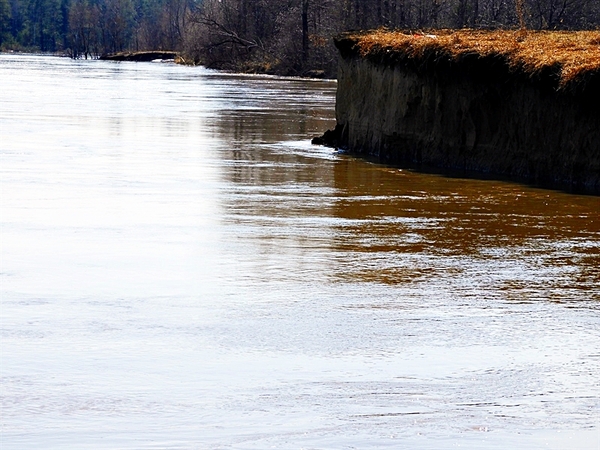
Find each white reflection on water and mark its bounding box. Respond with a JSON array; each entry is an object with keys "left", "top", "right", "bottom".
[{"left": 1, "top": 54, "right": 599, "bottom": 449}]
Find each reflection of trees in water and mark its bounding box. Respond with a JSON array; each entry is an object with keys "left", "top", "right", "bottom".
[
  {"left": 228, "top": 147, "right": 331, "bottom": 186},
  {"left": 212, "top": 80, "right": 336, "bottom": 187},
  {"left": 210, "top": 78, "right": 336, "bottom": 146},
  {"left": 216, "top": 111, "right": 317, "bottom": 145},
  {"left": 217, "top": 142, "right": 338, "bottom": 285},
  {"left": 213, "top": 78, "right": 337, "bottom": 281}
]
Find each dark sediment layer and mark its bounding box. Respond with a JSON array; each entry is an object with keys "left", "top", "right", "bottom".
[
  {"left": 99, "top": 51, "right": 178, "bottom": 62},
  {"left": 316, "top": 33, "right": 600, "bottom": 195}
]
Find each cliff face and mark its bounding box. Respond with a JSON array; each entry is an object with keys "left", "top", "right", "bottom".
[{"left": 331, "top": 35, "right": 600, "bottom": 195}]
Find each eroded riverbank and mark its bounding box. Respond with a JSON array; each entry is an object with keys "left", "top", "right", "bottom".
[{"left": 319, "top": 30, "right": 600, "bottom": 194}]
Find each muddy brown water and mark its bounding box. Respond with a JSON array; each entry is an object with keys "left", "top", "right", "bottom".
[{"left": 1, "top": 54, "right": 599, "bottom": 449}]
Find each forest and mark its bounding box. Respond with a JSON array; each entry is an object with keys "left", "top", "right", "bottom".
[{"left": 1, "top": 0, "right": 599, "bottom": 76}]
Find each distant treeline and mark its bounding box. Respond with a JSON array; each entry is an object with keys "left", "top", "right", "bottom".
[{"left": 2, "top": 0, "right": 599, "bottom": 75}]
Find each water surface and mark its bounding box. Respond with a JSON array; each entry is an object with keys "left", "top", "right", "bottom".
[{"left": 1, "top": 54, "right": 599, "bottom": 449}]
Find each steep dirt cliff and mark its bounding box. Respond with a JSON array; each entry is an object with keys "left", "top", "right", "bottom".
[{"left": 322, "top": 31, "right": 600, "bottom": 194}]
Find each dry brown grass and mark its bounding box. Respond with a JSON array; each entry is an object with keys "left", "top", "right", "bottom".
[{"left": 348, "top": 29, "right": 600, "bottom": 88}]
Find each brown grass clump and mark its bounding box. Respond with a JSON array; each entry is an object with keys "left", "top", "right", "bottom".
[{"left": 347, "top": 29, "right": 600, "bottom": 88}]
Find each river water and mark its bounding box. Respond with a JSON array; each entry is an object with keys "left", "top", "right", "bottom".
[{"left": 1, "top": 54, "right": 599, "bottom": 449}]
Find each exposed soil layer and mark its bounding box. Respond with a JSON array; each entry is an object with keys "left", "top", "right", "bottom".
[{"left": 319, "top": 30, "right": 600, "bottom": 194}]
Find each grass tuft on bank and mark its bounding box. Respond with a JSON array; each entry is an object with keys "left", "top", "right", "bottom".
[{"left": 341, "top": 29, "right": 600, "bottom": 88}]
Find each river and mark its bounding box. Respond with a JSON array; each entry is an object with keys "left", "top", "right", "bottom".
[{"left": 1, "top": 54, "right": 599, "bottom": 449}]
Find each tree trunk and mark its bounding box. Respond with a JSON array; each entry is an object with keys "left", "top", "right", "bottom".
[{"left": 302, "top": 0, "right": 309, "bottom": 63}]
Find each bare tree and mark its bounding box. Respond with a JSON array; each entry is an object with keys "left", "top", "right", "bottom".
[{"left": 68, "top": 0, "right": 99, "bottom": 58}]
